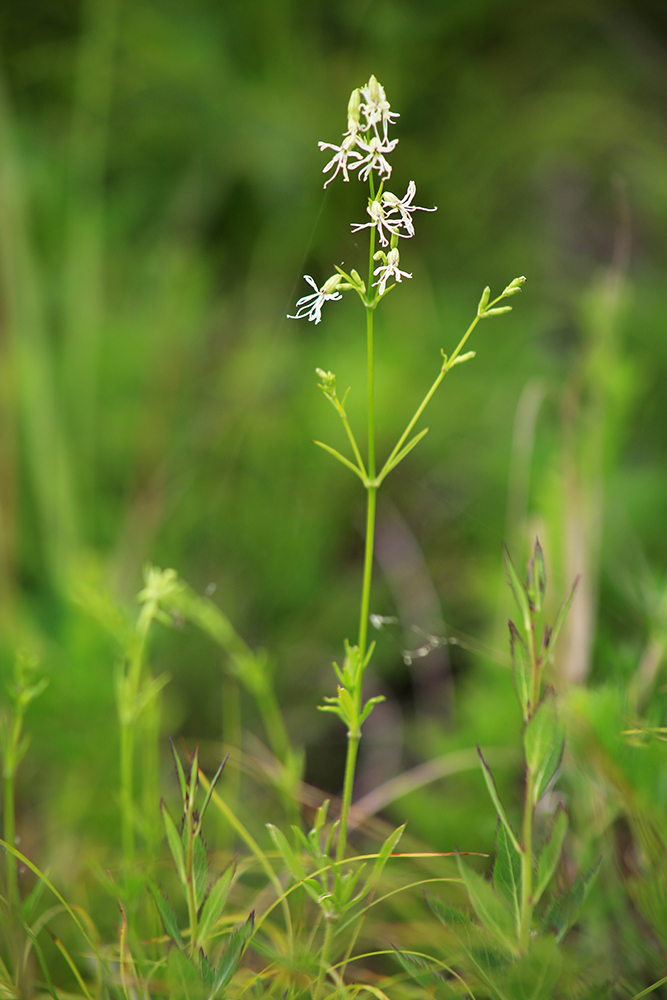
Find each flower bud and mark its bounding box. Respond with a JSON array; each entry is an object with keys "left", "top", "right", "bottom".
[
  {"left": 482, "top": 305, "right": 513, "bottom": 316},
  {"left": 322, "top": 274, "right": 343, "bottom": 295},
  {"left": 502, "top": 276, "right": 526, "bottom": 296},
  {"left": 347, "top": 88, "right": 362, "bottom": 128},
  {"left": 477, "top": 286, "right": 491, "bottom": 314},
  {"left": 367, "top": 75, "right": 381, "bottom": 106}
]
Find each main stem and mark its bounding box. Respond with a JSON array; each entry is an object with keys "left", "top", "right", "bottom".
[{"left": 338, "top": 216, "right": 377, "bottom": 863}]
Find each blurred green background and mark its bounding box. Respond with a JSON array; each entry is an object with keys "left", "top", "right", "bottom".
[{"left": 2, "top": 0, "right": 667, "bottom": 862}]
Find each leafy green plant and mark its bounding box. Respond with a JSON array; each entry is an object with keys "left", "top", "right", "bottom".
[
  {"left": 410, "top": 541, "right": 603, "bottom": 998},
  {"left": 148, "top": 742, "right": 254, "bottom": 998}
]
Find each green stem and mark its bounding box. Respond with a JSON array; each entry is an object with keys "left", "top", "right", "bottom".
[
  {"left": 3, "top": 719, "right": 19, "bottom": 913},
  {"left": 314, "top": 916, "right": 336, "bottom": 1000},
  {"left": 519, "top": 769, "right": 535, "bottom": 953},
  {"left": 337, "top": 728, "right": 361, "bottom": 864},
  {"left": 120, "top": 721, "right": 134, "bottom": 866},
  {"left": 358, "top": 486, "right": 377, "bottom": 660},
  {"left": 378, "top": 312, "right": 481, "bottom": 484}
]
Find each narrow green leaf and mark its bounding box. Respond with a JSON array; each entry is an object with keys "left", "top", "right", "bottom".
[
  {"left": 380, "top": 427, "right": 430, "bottom": 480},
  {"left": 187, "top": 746, "right": 200, "bottom": 806},
  {"left": 542, "top": 859, "right": 600, "bottom": 942},
  {"left": 197, "top": 862, "right": 236, "bottom": 946},
  {"left": 169, "top": 737, "right": 187, "bottom": 802},
  {"left": 493, "top": 824, "right": 521, "bottom": 932},
  {"left": 266, "top": 824, "right": 307, "bottom": 881},
  {"left": 335, "top": 863, "right": 366, "bottom": 909},
  {"left": 20, "top": 869, "right": 48, "bottom": 922},
  {"left": 162, "top": 801, "right": 187, "bottom": 884},
  {"left": 199, "top": 953, "right": 215, "bottom": 990},
  {"left": 633, "top": 975, "right": 667, "bottom": 998},
  {"left": 509, "top": 622, "right": 531, "bottom": 721},
  {"left": 477, "top": 747, "right": 521, "bottom": 853},
  {"left": 534, "top": 805, "right": 568, "bottom": 906},
  {"left": 293, "top": 825, "right": 318, "bottom": 861},
  {"left": 456, "top": 853, "right": 520, "bottom": 956},
  {"left": 148, "top": 878, "right": 184, "bottom": 948},
  {"left": 193, "top": 833, "right": 209, "bottom": 912},
  {"left": 523, "top": 696, "right": 564, "bottom": 804},
  {"left": 199, "top": 756, "right": 228, "bottom": 825},
  {"left": 23, "top": 924, "right": 59, "bottom": 1000},
  {"left": 503, "top": 546, "right": 532, "bottom": 632},
  {"left": 211, "top": 911, "right": 255, "bottom": 995},
  {"left": 312, "top": 440, "right": 366, "bottom": 482},
  {"left": 359, "top": 694, "right": 386, "bottom": 725},
  {"left": 543, "top": 575, "right": 579, "bottom": 663},
  {"left": 366, "top": 822, "right": 405, "bottom": 893}
]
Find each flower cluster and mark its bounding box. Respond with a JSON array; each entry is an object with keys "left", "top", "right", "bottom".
[
  {"left": 318, "top": 75, "right": 399, "bottom": 189},
  {"left": 288, "top": 75, "right": 436, "bottom": 325},
  {"left": 351, "top": 180, "right": 436, "bottom": 247}
]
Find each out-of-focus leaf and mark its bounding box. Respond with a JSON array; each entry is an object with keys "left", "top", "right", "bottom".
[
  {"left": 210, "top": 912, "right": 254, "bottom": 995},
  {"left": 456, "top": 853, "right": 519, "bottom": 956},
  {"left": 510, "top": 621, "right": 531, "bottom": 721},
  {"left": 505, "top": 933, "right": 562, "bottom": 999},
  {"left": 148, "top": 877, "right": 184, "bottom": 948},
  {"left": 523, "top": 695, "right": 564, "bottom": 804},
  {"left": 542, "top": 860, "right": 600, "bottom": 942},
  {"left": 193, "top": 833, "right": 209, "bottom": 912},
  {"left": 504, "top": 546, "right": 532, "bottom": 633},
  {"left": 544, "top": 577, "right": 580, "bottom": 664},
  {"left": 478, "top": 747, "right": 521, "bottom": 853},
  {"left": 493, "top": 823, "right": 521, "bottom": 931},
  {"left": 162, "top": 801, "right": 187, "bottom": 884},
  {"left": 197, "top": 861, "right": 236, "bottom": 946},
  {"left": 167, "top": 946, "right": 201, "bottom": 999},
  {"left": 534, "top": 806, "right": 568, "bottom": 906}
]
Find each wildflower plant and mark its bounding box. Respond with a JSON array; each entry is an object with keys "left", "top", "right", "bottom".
[
  {"left": 289, "top": 75, "right": 525, "bottom": 864},
  {"left": 284, "top": 74, "right": 525, "bottom": 992}
]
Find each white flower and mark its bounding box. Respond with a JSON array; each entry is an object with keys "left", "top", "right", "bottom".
[
  {"left": 350, "top": 198, "right": 403, "bottom": 247},
  {"left": 349, "top": 134, "right": 398, "bottom": 183},
  {"left": 359, "top": 75, "right": 399, "bottom": 140},
  {"left": 318, "top": 128, "right": 362, "bottom": 188},
  {"left": 287, "top": 274, "right": 343, "bottom": 325},
  {"left": 372, "top": 248, "right": 412, "bottom": 296},
  {"left": 381, "top": 181, "right": 436, "bottom": 236}
]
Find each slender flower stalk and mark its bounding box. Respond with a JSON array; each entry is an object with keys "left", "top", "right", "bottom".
[{"left": 287, "top": 81, "right": 525, "bottom": 977}]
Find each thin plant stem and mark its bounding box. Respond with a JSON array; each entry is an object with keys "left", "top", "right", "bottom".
[
  {"left": 314, "top": 916, "right": 336, "bottom": 1000},
  {"left": 357, "top": 486, "right": 377, "bottom": 660},
  {"left": 519, "top": 769, "right": 535, "bottom": 953},
  {"left": 337, "top": 727, "right": 361, "bottom": 864},
  {"left": 378, "top": 311, "right": 482, "bottom": 483},
  {"left": 120, "top": 721, "right": 135, "bottom": 866},
  {"left": 3, "top": 715, "right": 20, "bottom": 914},
  {"left": 338, "top": 192, "right": 378, "bottom": 865}
]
